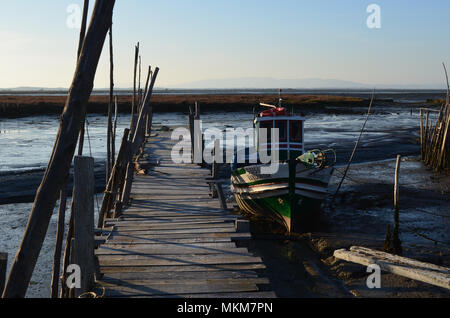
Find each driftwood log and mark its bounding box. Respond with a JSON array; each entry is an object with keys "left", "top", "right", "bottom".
[{"left": 334, "top": 246, "right": 450, "bottom": 290}]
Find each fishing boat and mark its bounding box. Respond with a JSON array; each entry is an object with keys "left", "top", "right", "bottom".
[{"left": 230, "top": 94, "right": 336, "bottom": 233}]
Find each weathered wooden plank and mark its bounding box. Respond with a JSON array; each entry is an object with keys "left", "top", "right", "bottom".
[
  {"left": 179, "top": 291, "right": 276, "bottom": 298},
  {"left": 111, "top": 226, "right": 237, "bottom": 234},
  {"left": 101, "top": 242, "right": 236, "bottom": 249},
  {"left": 107, "top": 221, "right": 235, "bottom": 229},
  {"left": 101, "top": 277, "right": 269, "bottom": 288},
  {"left": 103, "top": 291, "right": 276, "bottom": 298},
  {"left": 108, "top": 232, "right": 251, "bottom": 240},
  {"left": 106, "top": 216, "right": 239, "bottom": 226},
  {"left": 100, "top": 263, "right": 266, "bottom": 273},
  {"left": 120, "top": 211, "right": 234, "bottom": 218},
  {"left": 97, "top": 253, "right": 263, "bottom": 266},
  {"left": 96, "top": 246, "right": 250, "bottom": 256},
  {"left": 105, "top": 236, "right": 234, "bottom": 244},
  {"left": 101, "top": 270, "right": 259, "bottom": 281},
  {"left": 334, "top": 246, "right": 450, "bottom": 290},
  {"left": 100, "top": 281, "right": 262, "bottom": 297}
]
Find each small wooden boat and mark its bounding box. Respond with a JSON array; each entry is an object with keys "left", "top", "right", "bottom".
[{"left": 230, "top": 96, "right": 335, "bottom": 233}]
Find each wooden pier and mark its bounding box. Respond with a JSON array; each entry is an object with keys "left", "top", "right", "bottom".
[{"left": 94, "top": 131, "right": 275, "bottom": 298}]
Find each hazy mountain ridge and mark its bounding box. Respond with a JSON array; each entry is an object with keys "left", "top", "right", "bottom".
[
  {"left": 0, "top": 77, "right": 445, "bottom": 91},
  {"left": 166, "top": 77, "right": 445, "bottom": 90}
]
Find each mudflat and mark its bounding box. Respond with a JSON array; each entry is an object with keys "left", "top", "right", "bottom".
[{"left": 0, "top": 94, "right": 369, "bottom": 117}]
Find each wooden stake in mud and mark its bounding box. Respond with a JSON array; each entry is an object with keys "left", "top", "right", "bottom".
[
  {"left": 420, "top": 108, "right": 424, "bottom": 160},
  {"left": 2, "top": 0, "right": 115, "bottom": 298},
  {"left": 392, "top": 155, "right": 402, "bottom": 255}
]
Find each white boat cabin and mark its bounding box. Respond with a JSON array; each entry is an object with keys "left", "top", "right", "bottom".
[{"left": 254, "top": 107, "right": 305, "bottom": 160}]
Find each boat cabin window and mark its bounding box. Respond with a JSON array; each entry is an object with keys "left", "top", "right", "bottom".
[
  {"left": 274, "top": 120, "right": 287, "bottom": 141},
  {"left": 289, "top": 120, "right": 303, "bottom": 142},
  {"left": 259, "top": 120, "right": 272, "bottom": 143}
]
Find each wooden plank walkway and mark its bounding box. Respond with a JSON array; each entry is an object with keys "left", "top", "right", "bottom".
[{"left": 96, "top": 131, "right": 275, "bottom": 298}]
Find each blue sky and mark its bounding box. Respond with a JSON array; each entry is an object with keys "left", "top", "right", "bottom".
[{"left": 1, "top": 0, "right": 450, "bottom": 88}]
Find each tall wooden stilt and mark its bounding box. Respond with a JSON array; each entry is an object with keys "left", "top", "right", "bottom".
[{"left": 2, "top": 0, "right": 115, "bottom": 298}]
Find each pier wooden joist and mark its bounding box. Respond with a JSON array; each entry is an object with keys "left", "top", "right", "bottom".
[{"left": 95, "top": 131, "right": 275, "bottom": 298}]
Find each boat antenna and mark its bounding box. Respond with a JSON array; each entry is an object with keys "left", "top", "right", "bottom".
[{"left": 278, "top": 88, "right": 282, "bottom": 107}]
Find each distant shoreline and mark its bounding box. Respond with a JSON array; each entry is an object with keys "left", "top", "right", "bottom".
[
  {"left": 0, "top": 93, "right": 374, "bottom": 118},
  {"left": 1, "top": 91, "right": 445, "bottom": 118}
]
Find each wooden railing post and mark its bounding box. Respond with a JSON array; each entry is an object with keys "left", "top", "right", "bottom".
[
  {"left": 98, "top": 128, "right": 129, "bottom": 228},
  {"left": 188, "top": 105, "right": 195, "bottom": 162},
  {"left": 120, "top": 161, "right": 134, "bottom": 209},
  {"left": 131, "top": 67, "right": 159, "bottom": 155},
  {"left": 71, "top": 156, "right": 95, "bottom": 297}
]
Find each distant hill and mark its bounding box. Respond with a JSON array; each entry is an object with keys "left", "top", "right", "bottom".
[
  {"left": 166, "top": 77, "right": 445, "bottom": 90},
  {"left": 0, "top": 78, "right": 445, "bottom": 92}
]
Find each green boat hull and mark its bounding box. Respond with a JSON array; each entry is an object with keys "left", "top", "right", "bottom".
[{"left": 234, "top": 192, "right": 321, "bottom": 233}]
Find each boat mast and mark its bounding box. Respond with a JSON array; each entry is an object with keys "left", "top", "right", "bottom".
[{"left": 278, "top": 88, "right": 282, "bottom": 107}]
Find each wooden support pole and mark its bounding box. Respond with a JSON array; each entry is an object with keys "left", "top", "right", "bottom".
[
  {"left": 50, "top": 185, "right": 68, "bottom": 298},
  {"left": 394, "top": 155, "right": 401, "bottom": 210},
  {"left": 112, "top": 96, "right": 118, "bottom": 164},
  {"left": 106, "top": 24, "right": 114, "bottom": 182},
  {"left": 2, "top": 0, "right": 115, "bottom": 298},
  {"left": 137, "top": 55, "right": 142, "bottom": 111},
  {"left": 76, "top": 0, "right": 90, "bottom": 157},
  {"left": 420, "top": 108, "right": 424, "bottom": 160},
  {"left": 129, "top": 43, "right": 139, "bottom": 136},
  {"left": 438, "top": 111, "right": 449, "bottom": 169},
  {"left": 215, "top": 182, "right": 227, "bottom": 212},
  {"left": 212, "top": 139, "right": 219, "bottom": 179},
  {"left": 131, "top": 67, "right": 159, "bottom": 155},
  {"left": 71, "top": 156, "right": 95, "bottom": 298},
  {"left": 188, "top": 105, "right": 195, "bottom": 162},
  {"left": 143, "top": 66, "right": 152, "bottom": 103},
  {"left": 424, "top": 111, "right": 429, "bottom": 162},
  {"left": 194, "top": 101, "right": 200, "bottom": 119},
  {"left": 120, "top": 162, "right": 134, "bottom": 208},
  {"left": 98, "top": 128, "right": 130, "bottom": 228},
  {"left": 0, "top": 252, "right": 7, "bottom": 295},
  {"left": 60, "top": 206, "right": 74, "bottom": 298},
  {"left": 392, "top": 155, "right": 402, "bottom": 255}
]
